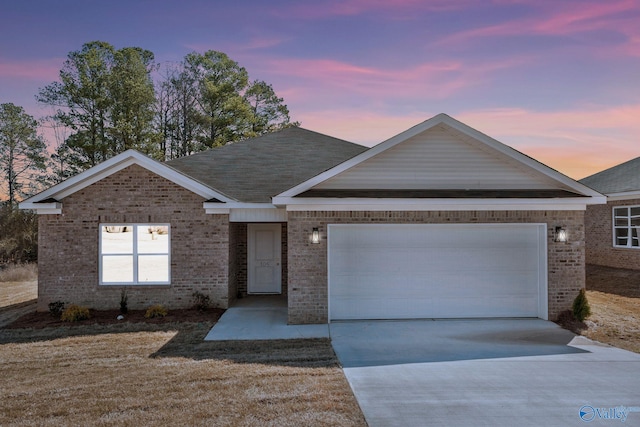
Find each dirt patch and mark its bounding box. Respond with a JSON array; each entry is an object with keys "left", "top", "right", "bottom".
[
  {"left": 586, "top": 264, "right": 640, "bottom": 297},
  {"left": 578, "top": 264, "right": 640, "bottom": 354},
  {"left": 6, "top": 307, "right": 223, "bottom": 329},
  {"left": 582, "top": 290, "right": 640, "bottom": 354}
]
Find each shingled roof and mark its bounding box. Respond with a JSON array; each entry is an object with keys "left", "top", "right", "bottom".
[
  {"left": 580, "top": 157, "right": 640, "bottom": 195},
  {"left": 166, "top": 127, "right": 367, "bottom": 203}
]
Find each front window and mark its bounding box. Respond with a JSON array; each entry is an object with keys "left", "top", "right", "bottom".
[
  {"left": 613, "top": 207, "right": 640, "bottom": 248},
  {"left": 100, "top": 224, "right": 170, "bottom": 285}
]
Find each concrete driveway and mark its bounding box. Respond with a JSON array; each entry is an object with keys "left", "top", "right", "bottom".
[{"left": 330, "top": 319, "right": 640, "bottom": 427}]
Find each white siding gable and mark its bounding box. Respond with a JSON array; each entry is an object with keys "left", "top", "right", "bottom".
[{"left": 315, "top": 125, "right": 565, "bottom": 190}]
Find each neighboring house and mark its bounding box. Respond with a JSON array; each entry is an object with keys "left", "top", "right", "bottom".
[
  {"left": 580, "top": 157, "right": 640, "bottom": 270},
  {"left": 21, "top": 114, "right": 605, "bottom": 324}
]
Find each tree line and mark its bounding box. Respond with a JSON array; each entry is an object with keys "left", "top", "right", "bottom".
[
  {"left": 0, "top": 41, "right": 297, "bottom": 262},
  {"left": 1, "top": 41, "right": 297, "bottom": 203},
  {"left": 39, "top": 40, "right": 297, "bottom": 179}
]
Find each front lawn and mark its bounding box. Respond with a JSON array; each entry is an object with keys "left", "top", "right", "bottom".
[{"left": 0, "top": 320, "right": 366, "bottom": 426}]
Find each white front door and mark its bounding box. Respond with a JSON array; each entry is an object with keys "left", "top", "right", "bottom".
[{"left": 247, "top": 223, "right": 282, "bottom": 294}]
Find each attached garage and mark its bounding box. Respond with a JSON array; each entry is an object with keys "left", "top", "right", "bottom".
[{"left": 328, "top": 224, "right": 548, "bottom": 321}]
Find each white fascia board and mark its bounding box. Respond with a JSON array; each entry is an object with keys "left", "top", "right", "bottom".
[
  {"left": 18, "top": 201, "right": 62, "bottom": 214},
  {"left": 606, "top": 191, "right": 640, "bottom": 201},
  {"left": 203, "top": 202, "right": 281, "bottom": 216},
  {"left": 22, "top": 150, "right": 234, "bottom": 206},
  {"left": 278, "top": 197, "right": 600, "bottom": 212}
]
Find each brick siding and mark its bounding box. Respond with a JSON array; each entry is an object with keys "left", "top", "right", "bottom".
[
  {"left": 37, "top": 165, "right": 230, "bottom": 311},
  {"left": 585, "top": 199, "right": 640, "bottom": 270},
  {"left": 287, "top": 210, "right": 585, "bottom": 324}
]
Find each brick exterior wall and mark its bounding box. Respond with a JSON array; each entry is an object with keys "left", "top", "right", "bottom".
[
  {"left": 287, "top": 210, "right": 585, "bottom": 324},
  {"left": 585, "top": 199, "right": 640, "bottom": 270},
  {"left": 37, "top": 165, "right": 231, "bottom": 311}
]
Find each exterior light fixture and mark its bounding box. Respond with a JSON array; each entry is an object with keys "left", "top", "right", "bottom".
[
  {"left": 311, "top": 227, "right": 320, "bottom": 244},
  {"left": 555, "top": 226, "right": 568, "bottom": 243}
]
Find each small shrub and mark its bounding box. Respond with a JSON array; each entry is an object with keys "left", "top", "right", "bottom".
[
  {"left": 192, "top": 291, "right": 210, "bottom": 311},
  {"left": 48, "top": 300, "right": 65, "bottom": 318},
  {"left": 120, "top": 289, "right": 128, "bottom": 314},
  {"left": 145, "top": 304, "right": 168, "bottom": 318},
  {"left": 572, "top": 288, "right": 591, "bottom": 322},
  {"left": 61, "top": 304, "right": 91, "bottom": 322}
]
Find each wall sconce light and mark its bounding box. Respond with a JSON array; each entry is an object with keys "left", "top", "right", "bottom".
[
  {"left": 311, "top": 227, "right": 320, "bottom": 244},
  {"left": 555, "top": 226, "right": 568, "bottom": 243}
]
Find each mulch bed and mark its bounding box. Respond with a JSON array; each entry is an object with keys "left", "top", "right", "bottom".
[{"left": 6, "top": 308, "right": 224, "bottom": 329}]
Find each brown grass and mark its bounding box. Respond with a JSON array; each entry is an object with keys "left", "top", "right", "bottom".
[
  {"left": 582, "top": 264, "right": 640, "bottom": 354},
  {"left": 0, "top": 320, "right": 366, "bottom": 426},
  {"left": 0, "top": 263, "right": 37, "bottom": 282}
]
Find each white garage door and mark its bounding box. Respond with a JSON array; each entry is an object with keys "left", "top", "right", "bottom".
[{"left": 328, "top": 224, "right": 547, "bottom": 321}]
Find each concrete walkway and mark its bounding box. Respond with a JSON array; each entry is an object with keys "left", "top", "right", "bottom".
[
  {"left": 331, "top": 319, "right": 640, "bottom": 427},
  {"left": 204, "top": 296, "right": 329, "bottom": 340}
]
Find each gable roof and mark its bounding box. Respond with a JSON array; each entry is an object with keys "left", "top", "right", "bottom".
[
  {"left": 167, "top": 127, "right": 367, "bottom": 203},
  {"left": 580, "top": 156, "right": 640, "bottom": 196},
  {"left": 20, "top": 150, "right": 234, "bottom": 213},
  {"left": 274, "top": 113, "right": 604, "bottom": 209}
]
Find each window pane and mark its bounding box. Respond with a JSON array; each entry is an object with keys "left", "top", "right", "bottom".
[
  {"left": 138, "top": 255, "right": 169, "bottom": 282},
  {"left": 615, "top": 218, "right": 628, "bottom": 226},
  {"left": 615, "top": 229, "right": 629, "bottom": 246},
  {"left": 137, "top": 226, "right": 169, "bottom": 254},
  {"left": 614, "top": 207, "right": 628, "bottom": 217},
  {"left": 101, "top": 226, "right": 133, "bottom": 254},
  {"left": 631, "top": 207, "right": 640, "bottom": 216},
  {"left": 102, "top": 256, "right": 134, "bottom": 282},
  {"left": 631, "top": 218, "right": 640, "bottom": 227}
]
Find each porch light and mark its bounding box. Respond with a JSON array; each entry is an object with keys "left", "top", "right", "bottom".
[
  {"left": 555, "top": 226, "right": 568, "bottom": 243},
  {"left": 311, "top": 228, "right": 320, "bottom": 244}
]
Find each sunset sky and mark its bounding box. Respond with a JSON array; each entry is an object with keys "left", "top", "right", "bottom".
[{"left": 1, "top": 0, "right": 639, "bottom": 179}]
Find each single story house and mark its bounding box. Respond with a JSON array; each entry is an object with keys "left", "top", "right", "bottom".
[
  {"left": 580, "top": 157, "right": 640, "bottom": 270},
  {"left": 21, "top": 114, "right": 605, "bottom": 323}
]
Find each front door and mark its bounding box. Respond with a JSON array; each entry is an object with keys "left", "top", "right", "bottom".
[{"left": 247, "top": 223, "right": 282, "bottom": 294}]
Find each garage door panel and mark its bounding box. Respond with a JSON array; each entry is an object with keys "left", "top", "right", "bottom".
[
  {"left": 331, "top": 272, "right": 539, "bottom": 300},
  {"left": 332, "top": 246, "right": 540, "bottom": 273},
  {"left": 328, "top": 224, "right": 546, "bottom": 320}
]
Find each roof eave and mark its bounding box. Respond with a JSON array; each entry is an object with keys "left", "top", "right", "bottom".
[
  {"left": 273, "top": 195, "right": 606, "bottom": 211},
  {"left": 606, "top": 191, "right": 640, "bottom": 201}
]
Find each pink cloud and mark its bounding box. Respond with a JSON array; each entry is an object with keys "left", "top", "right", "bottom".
[
  {"left": 273, "top": 0, "right": 477, "bottom": 19},
  {"left": 262, "top": 56, "right": 530, "bottom": 103},
  {"left": 0, "top": 58, "right": 62, "bottom": 81},
  {"left": 437, "top": 0, "right": 640, "bottom": 48}
]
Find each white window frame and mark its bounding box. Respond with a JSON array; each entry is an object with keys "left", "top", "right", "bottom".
[
  {"left": 612, "top": 206, "right": 640, "bottom": 249},
  {"left": 99, "top": 224, "right": 171, "bottom": 285}
]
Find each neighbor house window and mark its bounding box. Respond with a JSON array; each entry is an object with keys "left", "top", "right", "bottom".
[
  {"left": 613, "top": 206, "right": 640, "bottom": 248},
  {"left": 100, "top": 224, "right": 170, "bottom": 285}
]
